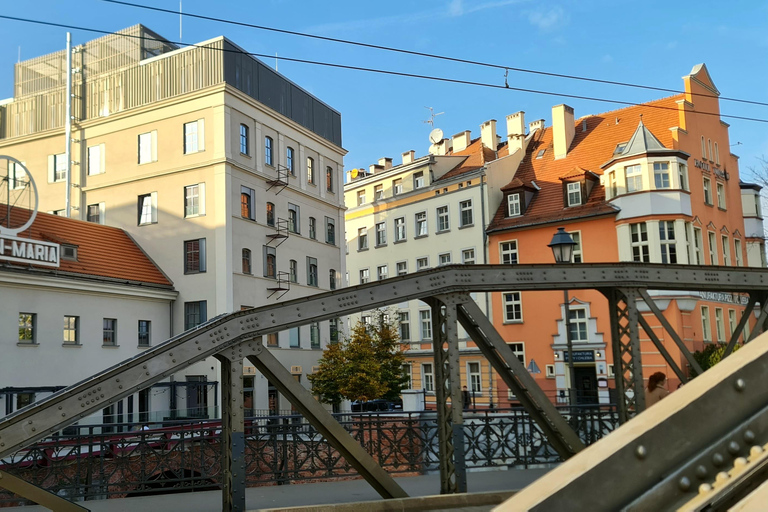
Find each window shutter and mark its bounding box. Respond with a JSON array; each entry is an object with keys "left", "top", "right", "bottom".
[
  {"left": 197, "top": 119, "right": 205, "bottom": 151},
  {"left": 199, "top": 238, "right": 207, "bottom": 272},
  {"left": 48, "top": 155, "right": 55, "bottom": 183},
  {"left": 151, "top": 130, "right": 158, "bottom": 162},
  {"left": 199, "top": 183, "right": 206, "bottom": 216},
  {"left": 150, "top": 191, "right": 158, "bottom": 223},
  {"left": 98, "top": 202, "right": 106, "bottom": 224},
  {"left": 100, "top": 143, "right": 106, "bottom": 174}
]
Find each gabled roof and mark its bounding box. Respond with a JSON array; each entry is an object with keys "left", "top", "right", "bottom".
[
  {"left": 434, "top": 136, "right": 508, "bottom": 183},
  {"left": 1, "top": 207, "right": 173, "bottom": 287},
  {"left": 620, "top": 119, "right": 666, "bottom": 157}
]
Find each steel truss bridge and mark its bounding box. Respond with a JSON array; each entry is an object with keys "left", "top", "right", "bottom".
[{"left": 1, "top": 263, "right": 768, "bottom": 511}]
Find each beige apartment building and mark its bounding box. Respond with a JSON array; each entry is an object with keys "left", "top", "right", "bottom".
[{"left": 0, "top": 26, "right": 347, "bottom": 416}]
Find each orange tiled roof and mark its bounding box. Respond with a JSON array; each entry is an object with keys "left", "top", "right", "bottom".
[
  {"left": 488, "top": 95, "right": 684, "bottom": 232},
  {"left": 436, "top": 136, "right": 507, "bottom": 182},
  {"left": 1, "top": 207, "right": 173, "bottom": 287}
]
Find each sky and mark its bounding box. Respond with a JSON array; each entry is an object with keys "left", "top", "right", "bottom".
[{"left": 1, "top": 0, "right": 766, "bottom": 179}]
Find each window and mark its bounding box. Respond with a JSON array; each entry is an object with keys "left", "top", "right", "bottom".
[
  {"left": 241, "top": 186, "right": 254, "bottom": 220},
  {"left": 503, "top": 292, "right": 523, "bottom": 322},
  {"left": 374, "top": 184, "right": 383, "bottom": 201},
  {"left": 359, "top": 268, "right": 370, "bottom": 284},
  {"left": 416, "top": 257, "right": 429, "bottom": 270},
  {"left": 708, "top": 231, "right": 718, "bottom": 265},
  {"left": 399, "top": 312, "right": 411, "bottom": 341},
  {"left": 185, "top": 183, "right": 205, "bottom": 217},
  {"left": 242, "top": 248, "right": 252, "bottom": 274},
  {"left": 264, "top": 136, "right": 274, "bottom": 166},
  {"left": 184, "top": 239, "right": 207, "bottom": 274},
  {"left": 460, "top": 200, "right": 473, "bottom": 226},
  {"left": 701, "top": 136, "right": 707, "bottom": 158},
  {"left": 393, "top": 178, "right": 403, "bottom": 195},
  {"left": 356, "top": 190, "right": 366, "bottom": 206},
  {"left": 18, "top": 313, "right": 35, "bottom": 343},
  {"left": 309, "top": 217, "right": 317, "bottom": 240},
  {"left": 693, "top": 227, "right": 704, "bottom": 265},
  {"left": 439, "top": 253, "right": 451, "bottom": 266},
  {"left": 735, "top": 239, "right": 744, "bottom": 266},
  {"left": 722, "top": 235, "right": 730, "bottom": 266},
  {"left": 653, "top": 162, "right": 670, "bottom": 189},
  {"left": 48, "top": 153, "right": 67, "bottom": 183},
  {"left": 507, "top": 193, "right": 521, "bottom": 216},
  {"left": 546, "top": 365, "right": 556, "bottom": 378},
  {"left": 87, "top": 144, "right": 104, "bottom": 175},
  {"left": 325, "top": 217, "right": 336, "bottom": 244},
  {"left": 330, "top": 319, "right": 339, "bottom": 343},
  {"left": 396, "top": 261, "right": 408, "bottom": 276},
  {"left": 264, "top": 246, "right": 277, "bottom": 278},
  {"left": 630, "top": 223, "right": 649, "bottom": 262},
  {"left": 415, "top": 211, "right": 427, "bottom": 236},
  {"left": 239, "top": 124, "right": 249, "bottom": 155},
  {"left": 703, "top": 178, "right": 713, "bottom": 205},
  {"left": 570, "top": 232, "right": 583, "bottom": 263},
  {"left": 289, "top": 259, "right": 298, "bottom": 283},
  {"left": 137, "top": 192, "right": 157, "bottom": 225},
  {"left": 267, "top": 333, "right": 279, "bottom": 347},
  {"left": 536, "top": 149, "right": 545, "bottom": 159},
  {"left": 16, "top": 393, "right": 34, "bottom": 411},
  {"left": 659, "top": 221, "right": 677, "bottom": 264},
  {"left": 289, "top": 327, "right": 301, "bottom": 348},
  {"left": 420, "top": 310, "right": 432, "bottom": 340},
  {"left": 358, "top": 227, "right": 368, "bottom": 250},
  {"left": 307, "top": 157, "right": 315, "bottom": 184},
  {"left": 569, "top": 308, "right": 588, "bottom": 342},
  {"left": 64, "top": 316, "right": 79, "bottom": 345},
  {"left": 377, "top": 265, "right": 388, "bottom": 280},
  {"left": 462, "top": 249, "right": 476, "bottom": 264},
  {"left": 608, "top": 171, "right": 617, "bottom": 197},
  {"left": 422, "top": 364, "right": 434, "bottom": 392},
  {"left": 288, "top": 204, "right": 300, "bottom": 233},
  {"left": 394, "top": 217, "right": 406, "bottom": 241},
  {"left": 138, "top": 320, "right": 151, "bottom": 347},
  {"left": 310, "top": 322, "right": 320, "bottom": 349},
  {"left": 701, "top": 306, "right": 711, "bottom": 342},
  {"left": 286, "top": 147, "right": 295, "bottom": 174},
  {"left": 138, "top": 131, "right": 157, "bottom": 164},
  {"left": 567, "top": 182, "right": 582, "bottom": 206},
  {"left": 508, "top": 343, "right": 525, "bottom": 364},
  {"left": 184, "top": 120, "right": 205, "bottom": 154},
  {"left": 307, "top": 257, "right": 318, "bottom": 287},
  {"left": 625, "top": 164, "right": 642, "bottom": 192},
  {"left": 729, "top": 309, "right": 737, "bottom": 340},
  {"left": 329, "top": 269, "right": 337, "bottom": 290},
  {"left": 437, "top": 206, "right": 450, "bottom": 231},
  {"left": 103, "top": 318, "right": 117, "bottom": 346},
  {"left": 8, "top": 160, "right": 26, "bottom": 190},
  {"left": 266, "top": 202, "right": 275, "bottom": 227},
  {"left": 413, "top": 171, "right": 425, "bottom": 189},
  {"left": 500, "top": 241, "right": 519, "bottom": 265},
  {"left": 371, "top": 222, "right": 386, "bottom": 246},
  {"left": 403, "top": 364, "right": 412, "bottom": 388},
  {"left": 717, "top": 182, "right": 726, "bottom": 209},
  {"left": 715, "top": 308, "right": 725, "bottom": 342},
  {"left": 86, "top": 203, "right": 103, "bottom": 224},
  {"left": 679, "top": 163, "right": 688, "bottom": 191},
  {"left": 708, "top": 139, "right": 713, "bottom": 161},
  {"left": 326, "top": 166, "right": 334, "bottom": 192},
  {"left": 468, "top": 362, "right": 482, "bottom": 393}
]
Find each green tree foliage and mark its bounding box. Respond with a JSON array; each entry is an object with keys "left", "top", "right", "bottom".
[
  {"left": 691, "top": 342, "right": 741, "bottom": 377},
  {"left": 309, "top": 311, "right": 409, "bottom": 404}
]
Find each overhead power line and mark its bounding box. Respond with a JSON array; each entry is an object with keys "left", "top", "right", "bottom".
[
  {"left": 1, "top": 15, "right": 767, "bottom": 125},
  {"left": 101, "top": 0, "right": 768, "bottom": 109}
]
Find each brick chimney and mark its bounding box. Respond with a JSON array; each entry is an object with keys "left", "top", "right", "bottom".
[
  {"left": 452, "top": 130, "right": 471, "bottom": 152},
  {"left": 552, "top": 104, "right": 575, "bottom": 160},
  {"left": 506, "top": 111, "right": 525, "bottom": 155},
  {"left": 378, "top": 157, "right": 393, "bottom": 170},
  {"left": 480, "top": 120, "right": 497, "bottom": 150},
  {"left": 402, "top": 150, "right": 416, "bottom": 165}
]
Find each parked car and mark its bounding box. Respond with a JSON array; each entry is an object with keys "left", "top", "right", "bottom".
[{"left": 350, "top": 399, "right": 403, "bottom": 412}]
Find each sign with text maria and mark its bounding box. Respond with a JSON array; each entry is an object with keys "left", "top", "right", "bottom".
[{"left": 0, "top": 235, "right": 60, "bottom": 267}]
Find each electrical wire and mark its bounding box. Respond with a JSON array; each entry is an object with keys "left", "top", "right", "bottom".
[
  {"left": 101, "top": 0, "right": 768, "bottom": 109},
  {"left": 1, "top": 14, "right": 767, "bottom": 124}
]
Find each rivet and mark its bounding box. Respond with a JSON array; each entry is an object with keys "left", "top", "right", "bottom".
[
  {"left": 712, "top": 453, "right": 724, "bottom": 466},
  {"left": 119, "top": 385, "right": 123, "bottom": 389},
  {"left": 635, "top": 445, "right": 647, "bottom": 459},
  {"left": 728, "top": 441, "right": 740, "bottom": 455},
  {"left": 750, "top": 445, "right": 763, "bottom": 458},
  {"left": 695, "top": 465, "right": 708, "bottom": 479},
  {"left": 698, "top": 483, "right": 712, "bottom": 494},
  {"left": 62, "top": 413, "right": 66, "bottom": 417},
  {"left": 734, "top": 457, "right": 748, "bottom": 468},
  {"left": 715, "top": 471, "right": 730, "bottom": 484},
  {"left": 678, "top": 476, "right": 692, "bottom": 491},
  {"left": 744, "top": 430, "right": 756, "bottom": 443},
  {"left": 735, "top": 378, "right": 746, "bottom": 391}
]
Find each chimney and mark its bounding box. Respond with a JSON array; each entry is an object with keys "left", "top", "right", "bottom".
[
  {"left": 452, "top": 130, "right": 471, "bottom": 152},
  {"left": 552, "top": 104, "right": 575, "bottom": 160},
  {"left": 378, "top": 157, "right": 393, "bottom": 170},
  {"left": 402, "top": 150, "right": 416, "bottom": 165},
  {"left": 529, "top": 119, "right": 545, "bottom": 133},
  {"left": 369, "top": 164, "right": 384, "bottom": 174},
  {"left": 506, "top": 111, "right": 526, "bottom": 155},
  {"left": 480, "top": 120, "right": 497, "bottom": 150}
]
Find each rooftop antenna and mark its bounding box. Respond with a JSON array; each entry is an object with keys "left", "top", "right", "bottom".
[{"left": 423, "top": 106, "right": 444, "bottom": 127}]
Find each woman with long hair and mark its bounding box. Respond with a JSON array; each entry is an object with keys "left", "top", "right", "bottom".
[{"left": 646, "top": 372, "right": 670, "bottom": 407}]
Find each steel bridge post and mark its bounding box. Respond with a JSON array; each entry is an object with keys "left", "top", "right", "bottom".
[
  {"left": 605, "top": 288, "right": 645, "bottom": 422},
  {"left": 215, "top": 352, "right": 246, "bottom": 512},
  {"left": 427, "top": 295, "right": 466, "bottom": 494}
]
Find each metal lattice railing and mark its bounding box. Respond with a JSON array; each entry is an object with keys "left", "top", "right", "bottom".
[{"left": 0, "top": 405, "right": 618, "bottom": 506}]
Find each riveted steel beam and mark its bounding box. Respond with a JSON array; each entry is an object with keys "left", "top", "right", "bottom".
[
  {"left": 0, "top": 470, "right": 89, "bottom": 511},
  {"left": 214, "top": 349, "right": 246, "bottom": 512},
  {"left": 637, "top": 314, "right": 687, "bottom": 383},
  {"left": 723, "top": 293, "right": 758, "bottom": 358}
]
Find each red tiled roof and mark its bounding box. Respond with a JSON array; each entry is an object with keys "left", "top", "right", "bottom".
[
  {"left": 488, "top": 95, "right": 684, "bottom": 232},
  {"left": 436, "top": 136, "right": 508, "bottom": 183},
  {"left": 1, "top": 207, "right": 173, "bottom": 287}
]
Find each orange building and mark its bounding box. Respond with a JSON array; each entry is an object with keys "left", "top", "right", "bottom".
[{"left": 486, "top": 64, "right": 763, "bottom": 405}]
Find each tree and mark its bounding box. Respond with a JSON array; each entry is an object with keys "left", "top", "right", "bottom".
[
  {"left": 309, "top": 311, "right": 409, "bottom": 405},
  {"left": 690, "top": 342, "right": 741, "bottom": 378}
]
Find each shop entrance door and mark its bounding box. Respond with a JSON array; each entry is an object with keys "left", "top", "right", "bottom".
[{"left": 574, "top": 366, "right": 598, "bottom": 404}]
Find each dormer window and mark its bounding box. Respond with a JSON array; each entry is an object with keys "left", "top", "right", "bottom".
[
  {"left": 567, "top": 182, "right": 582, "bottom": 206},
  {"left": 507, "top": 193, "right": 521, "bottom": 216},
  {"left": 61, "top": 244, "right": 78, "bottom": 261},
  {"left": 614, "top": 142, "right": 628, "bottom": 154},
  {"left": 535, "top": 149, "right": 545, "bottom": 159}
]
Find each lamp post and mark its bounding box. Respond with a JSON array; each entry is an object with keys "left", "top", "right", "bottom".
[{"left": 549, "top": 227, "right": 577, "bottom": 406}]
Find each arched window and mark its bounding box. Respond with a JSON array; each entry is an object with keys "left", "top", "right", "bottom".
[
  {"left": 265, "top": 136, "right": 273, "bottom": 166},
  {"left": 714, "top": 142, "right": 720, "bottom": 165},
  {"left": 242, "top": 248, "right": 252, "bottom": 274},
  {"left": 701, "top": 136, "right": 706, "bottom": 159},
  {"left": 266, "top": 202, "right": 275, "bottom": 227},
  {"left": 326, "top": 166, "right": 334, "bottom": 192},
  {"left": 307, "top": 157, "right": 315, "bottom": 184},
  {"left": 329, "top": 269, "right": 337, "bottom": 290},
  {"left": 286, "top": 147, "right": 295, "bottom": 175}
]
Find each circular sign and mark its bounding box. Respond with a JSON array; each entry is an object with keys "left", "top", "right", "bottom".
[{"left": 0, "top": 156, "right": 38, "bottom": 237}]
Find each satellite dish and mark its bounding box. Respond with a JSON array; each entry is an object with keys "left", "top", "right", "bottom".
[
  {"left": 351, "top": 168, "right": 359, "bottom": 179},
  {"left": 429, "top": 128, "right": 444, "bottom": 145}
]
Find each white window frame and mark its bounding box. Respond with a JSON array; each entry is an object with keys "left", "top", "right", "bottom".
[
  {"left": 625, "top": 164, "right": 642, "bottom": 193},
  {"left": 358, "top": 227, "right": 368, "bottom": 250},
  {"left": 462, "top": 248, "right": 475, "bottom": 264},
  {"left": 693, "top": 227, "right": 704, "bottom": 265},
  {"left": 422, "top": 363, "right": 434, "bottom": 392},
  {"left": 288, "top": 203, "right": 300, "bottom": 234},
  {"left": 721, "top": 235, "right": 730, "bottom": 266},
  {"left": 416, "top": 257, "right": 429, "bottom": 271},
  {"left": 569, "top": 231, "right": 583, "bottom": 263},
  {"left": 438, "top": 252, "right": 451, "bottom": 266},
  {"left": 728, "top": 309, "right": 737, "bottom": 339},
  {"left": 716, "top": 182, "right": 726, "bottom": 209},
  {"left": 502, "top": 291, "right": 523, "bottom": 323},
  {"left": 735, "top": 239, "right": 743, "bottom": 266},
  {"left": 569, "top": 308, "right": 588, "bottom": 342},
  {"left": 393, "top": 178, "right": 403, "bottom": 195},
  {"left": 414, "top": 171, "right": 425, "bottom": 189},
  {"left": 394, "top": 217, "right": 406, "bottom": 242},
  {"left": 460, "top": 200, "right": 473, "bottom": 226},
  {"left": 375, "top": 222, "right": 387, "bottom": 246},
  {"left": 467, "top": 362, "right": 482, "bottom": 393},
  {"left": 630, "top": 222, "right": 649, "bottom": 262},
  {"left": 420, "top": 310, "right": 432, "bottom": 340},
  {"left": 507, "top": 193, "right": 521, "bottom": 216},
  {"left": 653, "top": 161, "right": 670, "bottom": 189},
  {"left": 138, "top": 131, "right": 157, "bottom": 165},
  {"left": 415, "top": 211, "right": 428, "bottom": 236},
  {"left": 659, "top": 220, "right": 677, "bottom": 264},
  {"left": 701, "top": 306, "right": 712, "bottom": 342},
  {"left": 359, "top": 268, "right": 370, "bottom": 284},
  {"left": 184, "top": 183, "right": 205, "bottom": 218},
  {"left": 48, "top": 153, "right": 67, "bottom": 183},
  {"left": 396, "top": 261, "right": 408, "bottom": 276},
  {"left": 678, "top": 163, "right": 688, "bottom": 191},
  {"left": 703, "top": 177, "right": 713, "bottom": 205},
  {"left": 399, "top": 312, "right": 411, "bottom": 341},
  {"left": 138, "top": 192, "right": 158, "bottom": 225},
  {"left": 87, "top": 144, "right": 105, "bottom": 176},
  {"left": 374, "top": 184, "right": 383, "bottom": 201},
  {"left": 715, "top": 307, "right": 725, "bottom": 342},
  {"left": 708, "top": 231, "right": 718, "bottom": 265},
  {"left": 377, "top": 264, "right": 388, "bottom": 280},
  {"left": 437, "top": 205, "right": 450, "bottom": 232},
  {"left": 357, "top": 190, "right": 366, "bottom": 206},
  {"left": 567, "top": 182, "right": 581, "bottom": 206},
  {"left": 184, "top": 119, "right": 205, "bottom": 154},
  {"left": 500, "top": 241, "right": 518, "bottom": 265}
]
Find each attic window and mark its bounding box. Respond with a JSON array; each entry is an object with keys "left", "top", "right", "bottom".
[
  {"left": 536, "top": 150, "right": 546, "bottom": 159},
  {"left": 61, "top": 244, "right": 78, "bottom": 261},
  {"left": 614, "top": 142, "right": 627, "bottom": 154},
  {"left": 567, "top": 182, "right": 582, "bottom": 207}
]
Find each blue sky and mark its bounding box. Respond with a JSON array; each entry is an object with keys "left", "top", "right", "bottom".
[{"left": 1, "top": 1, "right": 766, "bottom": 178}]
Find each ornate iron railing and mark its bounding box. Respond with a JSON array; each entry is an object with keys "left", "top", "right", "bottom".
[{"left": 0, "top": 405, "right": 618, "bottom": 506}]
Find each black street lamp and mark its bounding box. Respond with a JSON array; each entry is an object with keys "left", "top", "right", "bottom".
[{"left": 549, "top": 227, "right": 577, "bottom": 406}]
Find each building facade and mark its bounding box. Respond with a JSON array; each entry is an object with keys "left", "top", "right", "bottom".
[{"left": 0, "top": 26, "right": 347, "bottom": 416}]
